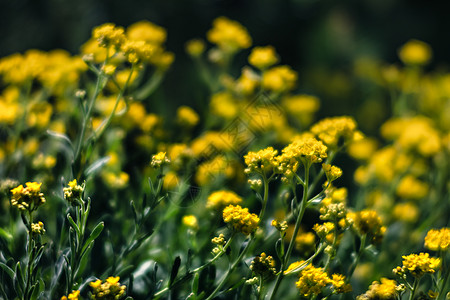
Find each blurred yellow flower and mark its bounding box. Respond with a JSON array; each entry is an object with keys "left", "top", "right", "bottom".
[{"left": 398, "top": 39, "right": 432, "bottom": 66}]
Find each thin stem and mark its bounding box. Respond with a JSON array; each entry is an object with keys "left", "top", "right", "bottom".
[
  {"left": 270, "top": 165, "right": 310, "bottom": 300},
  {"left": 408, "top": 277, "right": 420, "bottom": 300},
  {"left": 347, "top": 234, "right": 366, "bottom": 280}
]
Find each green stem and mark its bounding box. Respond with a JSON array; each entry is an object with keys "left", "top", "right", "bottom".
[
  {"left": 408, "top": 277, "right": 420, "bottom": 300},
  {"left": 347, "top": 234, "right": 366, "bottom": 280},
  {"left": 270, "top": 165, "right": 310, "bottom": 300}
]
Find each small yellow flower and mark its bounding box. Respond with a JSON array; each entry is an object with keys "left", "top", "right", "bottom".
[
  {"left": 185, "top": 39, "right": 206, "bottom": 57},
  {"left": 295, "top": 263, "right": 331, "bottom": 297},
  {"left": 151, "top": 152, "right": 171, "bottom": 168},
  {"left": 206, "top": 190, "right": 242, "bottom": 210},
  {"left": 90, "top": 277, "right": 126, "bottom": 300},
  {"left": 248, "top": 46, "right": 279, "bottom": 70},
  {"left": 244, "top": 147, "right": 279, "bottom": 176},
  {"left": 182, "top": 215, "right": 199, "bottom": 230},
  {"left": 400, "top": 252, "right": 441, "bottom": 277},
  {"left": 64, "top": 179, "right": 84, "bottom": 204},
  {"left": 60, "top": 290, "right": 80, "bottom": 300},
  {"left": 176, "top": 106, "right": 199, "bottom": 128},
  {"left": 262, "top": 65, "right": 297, "bottom": 92},
  {"left": 207, "top": 17, "right": 252, "bottom": 53},
  {"left": 102, "top": 64, "right": 117, "bottom": 75},
  {"left": 223, "top": 205, "right": 260, "bottom": 235},
  {"left": 92, "top": 23, "right": 126, "bottom": 49},
  {"left": 350, "top": 210, "right": 386, "bottom": 244},
  {"left": 357, "top": 278, "right": 398, "bottom": 300},
  {"left": 31, "top": 221, "right": 45, "bottom": 235},
  {"left": 424, "top": 227, "right": 450, "bottom": 251},
  {"left": 10, "top": 182, "right": 46, "bottom": 211},
  {"left": 398, "top": 39, "right": 432, "bottom": 66},
  {"left": 322, "top": 164, "right": 343, "bottom": 182}
]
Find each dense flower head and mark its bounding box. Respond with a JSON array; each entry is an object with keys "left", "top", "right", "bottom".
[
  {"left": 277, "top": 137, "right": 328, "bottom": 176},
  {"left": 357, "top": 278, "right": 398, "bottom": 300},
  {"left": 282, "top": 94, "right": 320, "bottom": 125},
  {"left": 126, "top": 20, "right": 167, "bottom": 45},
  {"left": 295, "top": 263, "right": 331, "bottom": 297},
  {"left": 310, "top": 116, "right": 363, "bottom": 148},
  {"left": 424, "top": 228, "right": 450, "bottom": 251},
  {"left": 223, "top": 204, "right": 260, "bottom": 235},
  {"left": 92, "top": 23, "right": 126, "bottom": 49},
  {"left": 63, "top": 179, "right": 84, "bottom": 204},
  {"left": 400, "top": 253, "right": 441, "bottom": 277},
  {"left": 185, "top": 39, "right": 206, "bottom": 57},
  {"left": 90, "top": 276, "right": 126, "bottom": 299},
  {"left": 182, "top": 215, "right": 198, "bottom": 230},
  {"left": 31, "top": 221, "right": 45, "bottom": 235},
  {"left": 262, "top": 65, "right": 297, "bottom": 92},
  {"left": 330, "top": 274, "right": 352, "bottom": 294},
  {"left": 349, "top": 210, "right": 386, "bottom": 244},
  {"left": 244, "top": 146, "right": 279, "bottom": 176},
  {"left": 206, "top": 190, "right": 243, "bottom": 210},
  {"left": 313, "top": 222, "right": 335, "bottom": 238},
  {"left": 250, "top": 252, "right": 276, "bottom": 278},
  {"left": 176, "top": 105, "right": 199, "bottom": 127},
  {"left": 398, "top": 39, "right": 432, "bottom": 66},
  {"left": 271, "top": 219, "right": 288, "bottom": 232},
  {"left": 150, "top": 152, "right": 170, "bottom": 168},
  {"left": 195, "top": 155, "right": 234, "bottom": 186},
  {"left": 10, "top": 182, "right": 46, "bottom": 211},
  {"left": 207, "top": 17, "right": 252, "bottom": 52},
  {"left": 396, "top": 175, "right": 428, "bottom": 200},
  {"left": 61, "top": 290, "right": 80, "bottom": 300},
  {"left": 322, "top": 163, "right": 342, "bottom": 182},
  {"left": 120, "top": 39, "right": 155, "bottom": 64},
  {"left": 295, "top": 232, "right": 316, "bottom": 255},
  {"left": 248, "top": 46, "right": 279, "bottom": 70}
]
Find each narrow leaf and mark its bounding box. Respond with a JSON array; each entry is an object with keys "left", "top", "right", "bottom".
[
  {"left": 168, "top": 256, "right": 181, "bottom": 288},
  {"left": 0, "top": 262, "right": 14, "bottom": 279},
  {"left": 84, "top": 156, "right": 111, "bottom": 177},
  {"left": 81, "top": 222, "right": 104, "bottom": 254}
]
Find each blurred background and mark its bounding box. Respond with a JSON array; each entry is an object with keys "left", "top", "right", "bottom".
[{"left": 1, "top": 0, "right": 448, "bottom": 134}]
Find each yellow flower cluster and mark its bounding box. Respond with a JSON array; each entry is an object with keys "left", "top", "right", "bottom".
[
  {"left": 310, "top": 116, "right": 363, "bottom": 148},
  {"left": 84, "top": 21, "right": 173, "bottom": 68},
  {"left": 271, "top": 219, "right": 288, "bottom": 232},
  {"left": 322, "top": 163, "right": 343, "bottom": 182},
  {"left": 278, "top": 137, "right": 328, "bottom": 172},
  {"left": 248, "top": 46, "right": 279, "bottom": 70},
  {"left": 195, "top": 155, "right": 234, "bottom": 186},
  {"left": 281, "top": 94, "right": 320, "bottom": 126},
  {"left": 244, "top": 146, "right": 279, "bottom": 176},
  {"left": 398, "top": 39, "right": 432, "bottom": 66},
  {"left": 396, "top": 175, "right": 428, "bottom": 200},
  {"left": 295, "top": 232, "right": 316, "bottom": 255},
  {"left": 399, "top": 253, "right": 441, "bottom": 277},
  {"left": 262, "top": 65, "right": 298, "bottom": 93},
  {"left": 349, "top": 210, "right": 386, "bottom": 244},
  {"left": 357, "top": 278, "right": 398, "bottom": 300},
  {"left": 185, "top": 39, "right": 206, "bottom": 57},
  {"left": 176, "top": 105, "right": 199, "bottom": 128},
  {"left": 89, "top": 276, "right": 126, "bottom": 299},
  {"left": 63, "top": 179, "right": 84, "bottom": 204},
  {"left": 206, "top": 190, "right": 243, "bottom": 210},
  {"left": 31, "top": 221, "right": 45, "bottom": 235},
  {"left": 250, "top": 252, "right": 276, "bottom": 278},
  {"left": 295, "top": 263, "right": 351, "bottom": 296},
  {"left": 223, "top": 205, "right": 260, "bottom": 235},
  {"left": 60, "top": 290, "right": 80, "bottom": 300},
  {"left": 207, "top": 17, "right": 252, "bottom": 53},
  {"left": 10, "top": 182, "right": 46, "bottom": 211},
  {"left": 150, "top": 152, "right": 171, "bottom": 168},
  {"left": 182, "top": 215, "right": 198, "bottom": 230},
  {"left": 424, "top": 228, "right": 450, "bottom": 251}
]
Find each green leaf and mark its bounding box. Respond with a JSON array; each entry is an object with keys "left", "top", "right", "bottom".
[
  {"left": 0, "top": 262, "right": 14, "bottom": 279},
  {"left": 84, "top": 156, "right": 111, "bottom": 177},
  {"left": 192, "top": 272, "right": 199, "bottom": 295},
  {"left": 0, "top": 227, "right": 12, "bottom": 241},
  {"left": 46, "top": 130, "right": 74, "bottom": 149},
  {"left": 77, "top": 241, "right": 93, "bottom": 278},
  {"left": 14, "top": 261, "right": 24, "bottom": 297},
  {"left": 275, "top": 238, "right": 284, "bottom": 260},
  {"left": 130, "top": 200, "right": 139, "bottom": 225},
  {"left": 67, "top": 214, "right": 81, "bottom": 237},
  {"left": 81, "top": 222, "right": 104, "bottom": 254},
  {"left": 168, "top": 256, "right": 181, "bottom": 288}
]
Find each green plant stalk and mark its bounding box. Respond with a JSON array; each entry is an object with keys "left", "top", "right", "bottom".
[
  {"left": 270, "top": 165, "right": 310, "bottom": 300},
  {"left": 408, "top": 277, "right": 420, "bottom": 300},
  {"left": 23, "top": 211, "right": 33, "bottom": 300},
  {"left": 437, "top": 251, "right": 449, "bottom": 300},
  {"left": 323, "top": 220, "right": 339, "bottom": 271},
  {"left": 347, "top": 234, "right": 366, "bottom": 281}
]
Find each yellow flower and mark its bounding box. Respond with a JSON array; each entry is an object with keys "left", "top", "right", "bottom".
[
  {"left": 330, "top": 274, "right": 352, "bottom": 294},
  {"left": 223, "top": 205, "right": 259, "bottom": 235},
  {"left": 400, "top": 253, "right": 441, "bottom": 277},
  {"left": 250, "top": 252, "right": 276, "bottom": 278},
  {"left": 357, "top": 278, "right": 398, "bottom": 300},
  {"left": 396, "top": 175, "right": 428, "bottom": 200},
  {"left": 244, "top": 146, "right": 279, "bottom": 176},
  {"left": 322, "top": 164, "right": 342, "bottom": 182},
  {"left": 207, "top": 17, "right": 252, "bottom": 53},
  {"left": 284, "top": 261, "right": 306, "bottom": 275},
  {"left": 248, "top": 46, "right": 279, "bottom": 70},
  {"left": 206, "top": 190, "right": 243, "bottom": 210},
  {"left": 121, "top": 39, "right": 155, "bottom": 64},
  {"left": 195, "top": 155, "right": 234, "bottom": 186},
  {"left": 295, "top": 232, "right": 316, "bottom": 255},
  {"left": 63, "top": 179, "right": 84, "bottom": 204},
  {"left": 127, "top": 20, "right": 167, "bottom": 45},
  {"left": 10, "top": 182, "right": 46, "bottom": 211},
  {"left": 295, "top": 263, "right": 331, "bottom": 297},
  {"left": 209, "top": 92, "right": 238, "bottom": 119},
  {"left": 92, "top": 23, "right": 126, "bottom": 49},
  {"left": 398, "top": 39, "right": 432, "bottom": 66},
  {"left": 185, "top": 39, "right": 206, "bottom": 57},
  {"left": 262, "top": 65, "right": 297, "bottom": 93},
  {"left": 424, "top": 228, "right": 450, "bottom": 252},
  {"left": 310, "top": 116, "right": 363, "bottom": 148},
  {"left": 90, "top": 277, "right": 126, "bottom": 300},
  {"left": 393, "top": 202, "right": 419, "bottom": 223},
  {"left": 176, "top": 106, "right": 199, "bottom": 127},
  {"left": 151, "top": 152, "right": 171, "bottom": 168},
  {"left": 31, "top": 221, "right": 45, "bottom": 235},
  {"left": 102, "top": 64, "right": 116, "bottom": 75},
  {"left": 60, "top": 290, "right": 80, "bottom": 300},
  {"left": 282, "top": 94, "right": 320, "bottom": 126},
  {"left": 182, "top": 215, "right": 199, "bottom": 230},
  {"left": 350, "top": 210, "right": 386, "bottom": 244},
  {"left": 347, "top": 137, "right": 378, "bottom": 161}
]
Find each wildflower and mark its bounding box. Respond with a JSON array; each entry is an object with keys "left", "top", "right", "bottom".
[
  {"left": 319, "top": 202, "right": 347, "bottom": 221},
  {"left": 271, "top": 219, "right": 288, "bottom": 232},
  {"left": 236, "top": 67, "right": 259, "bottom": 95},
  {"left": 310, "top": 116, "right": 363, "bottom": 148},
  {"left": 182, "top": 215, "right": 198, "bottom": 230},
  {"left": 322, "top": 164, "right": 342, "bottom": 182},
  {"left": 121, "top": 39, "right": 155, "bottom": 64},
  {"left": 151, "top": 152, "right": 170, "bottom": 168},
  {"left": 347, "top": 137, "right": 378, "bottom": 161},
  {"left": 248, "top": 46, "right": 279, "bottom": 70},
  {"left": 330, "top": 274, "right": 352, "bottom": 294},
  {"left": 206, "top": 190, "right": 242, "bottom": 210},
  {"left": 211, "top": 233, "right": 226, "bottom": 246},
  {"left": 396, "top": 175, "right": 428, "bottom": 200},
  {"left": 357, "top": 278, "right": 398, "bottom": 300},
  {"left": 64, "top": 179, "right": 84, "bottom": 204},
  {"left": 295, "top": 232, "right": 316, "bottom": 255},
  {"left": 349, "top": 210, "right": 386, "bottom": 244},
  {"left": 10, "top": 182, "right": 46, "bottom": 212},
  {"left": 31, "top": 221, "right": 45, "bottom": 235},
  {"left": 284, "top": 261, "right": 306, "bottom": 275},
  {"left": 424, "top": 228, "right": 450, "bottom": 251},
  {"left": 102, "top": 64, "right": 116, "bottom": 75},
  {"left": 244, "top": 146, "right": 279, "bottom": 176},
  {"left": 313, "top": 222, "right": 335, "bottom": 238},
  {"left": 195, "top": 155, "right": 233, "bottom": 186},
  {"left": 185, "top": 39, "right": 206, "bottom": 57},
  {"left": 126, "top": 20, "right": 167, "bottom": 45},
  {"left": 223, "top": 205, "right": 259, "bottom": 235},
  {"left": 398, "top": 39, "right": 432, "bottom": 66},
  {"left": 209, "top": 92, "right": 238, "bottom": 119},
  {"left": 102, "top": 171, "right": 129, "bottom": 189},
  {"left": 61, "top": 290, "right": 80, "bottom": 300},
  {"left": 92, "top": 23, "right": 126, "bottom": 49},
  {"left": 250, "top": 252, "right": 276, "bottom": 279},
  {"left": 176, "top": 106, "right": 199, "bottom": 127},
  {"left": 295, "top": 263, "right": 331, "bottom": 297},
  {"left": 207, "top": 17, "right": 252, "bottom": 53},
  {"left": 90, "top": 276, "right": 126, "bottom": 299},
  {"left": 262, "top": 65, "right": 297, "bottom": 93},
  {"left": 400, "top": 253, "right": 441, "bottom": 277},
  {"left": 393, "top": 202, "right": 419, "bottom": 223},
  {"left": 282, "top": 94, "right": 320, "bottom": 126}
]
